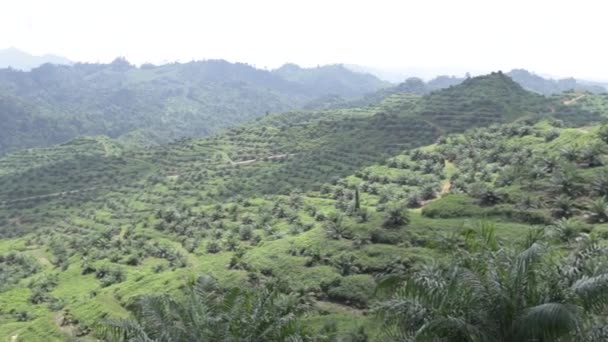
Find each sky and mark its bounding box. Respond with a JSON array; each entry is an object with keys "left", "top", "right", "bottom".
[{"left": 1, "top": 0, "right": 607, "bottom": 80}]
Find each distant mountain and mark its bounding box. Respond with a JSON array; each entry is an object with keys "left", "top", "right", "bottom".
[
  {"left": 0, "top": 59, "right": 387, "bottom": 155},
  {"left": 0, "top": 47, "right": 71, "bottom": 70},
  {"left": 344, "top": 64, "right": 483, "bottom": 83},
  {"left": 272, "top": 63, "right": 389, "bottom": 98},
  {"left": 507, "top": 69, "right": 606, "bottom": 95},
  {"left": 346, "top": 64, "right": 607, "bottom": 95}
]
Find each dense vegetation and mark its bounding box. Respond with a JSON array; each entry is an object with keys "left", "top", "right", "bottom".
[
  {"left": 0, "top": 59, "right": 388, "bottom": 155},
  {"left": 354, "top": 69, "right": 606, "bottom": 108},
  {"left": 508, "top": 69, "right": 606, "bottom": 95},
  {"left": 3, "top": 73, "right": 608, "bottom": 341}
]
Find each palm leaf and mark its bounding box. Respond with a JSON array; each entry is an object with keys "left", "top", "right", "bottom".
[
  {"left": 572, "top": 273, "right": 608, "bottom": 312},
  {"left": 513, "top": 303, "right": 582, "bottom": 341}
]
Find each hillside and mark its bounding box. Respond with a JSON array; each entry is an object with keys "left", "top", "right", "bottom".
[
  {"left": 347, "top": 68, "right": 607, "bottom": 105},
  {"left": 0, "top": 59, "right": 387, "bottom": 155},
  {"left": 2, "top": 74, "right": 608, "bottom": 340},
  {"left": 508, "top": 69, "right": 607, "bottom": 95},
  {"left": 273, "top": 63, "right": 389, "bottom": 98}
]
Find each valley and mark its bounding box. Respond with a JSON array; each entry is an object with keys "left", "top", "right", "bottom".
[{"left": 2, "top": 70, "right": 608, "bottom": 340}]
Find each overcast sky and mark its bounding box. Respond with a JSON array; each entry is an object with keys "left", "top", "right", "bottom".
[{"left": 1, "top": 0, "right": 607, "bottom": 80}]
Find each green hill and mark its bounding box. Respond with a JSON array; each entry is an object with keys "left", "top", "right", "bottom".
[
  {"left": 0, "top": 59, "right": 388, "bottom": 155},
  {"left": 3, "top": 73, "right": 608, "bottom": 340},
  {"left": 273, "top": 63, "right": 389, "bottom": 98}
]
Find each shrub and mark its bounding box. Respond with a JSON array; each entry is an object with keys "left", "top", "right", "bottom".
[
  {"left": 422, "top": 194, "right": 480, "bottom": 218},
  {"left": 369, "top": 229, "right": 402, "bottom": 245},
  {"left": 550, "top": 218, "right": 590, "bottom": 242},
  {"left": 325, "top": 215, "right": 352, "bottom": 240},
  {"left": 206, "top": 241, "right": 222, "bottom": 254},
  {"left": 382, "top": 204, "right": 410, "bottom": 228},
  {"left": 323, "top": 275, "right": 375, "bottom": 308}
]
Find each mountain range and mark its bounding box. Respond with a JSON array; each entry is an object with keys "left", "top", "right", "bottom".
[
  {"left": 0, "top": 58, "right": 389, "bottom": 155},
  {"left": 0, "top": 47, "right": 72, "bottom": 70},
  {"left": 349, "top": 64, "right": 608, "bottom": 94}
]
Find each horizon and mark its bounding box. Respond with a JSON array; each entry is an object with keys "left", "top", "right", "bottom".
[
  {"left": 1, "top": 0, "right": 607, "bottom": 82},
  {"left": 1, "top": 46, "right": 605, "bottom": 84}
]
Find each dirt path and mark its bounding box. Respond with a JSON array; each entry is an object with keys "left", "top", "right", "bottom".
[
  {"left": 1, "top": 153, "right": 294, "bottom": 205},
  {"left": 99, "top": 140, "right": 111, "bottom": 157},
  {"left": 420, "top": 160, "right": 454, "bottom": 207},
  {"left": 0, "top": 187, "right": 97, "bottom": 206},
  {"left": 439, "top": 180, "right": 451, "bottom": 195},
  {"left": 231, "top": 153, "right": 295, "bottom": 165},
  {"left": 563, "top": 94, "right": 586, "bottom": 106},
  {"left": 32, "top": 249, "right": 52, "bottom": 267},
  {"left": 420, "top": 179, "right": 451, "bottom": 207}
]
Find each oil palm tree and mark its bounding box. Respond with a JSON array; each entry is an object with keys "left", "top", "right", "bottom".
[
  {"left": 586, "top": 197, "right": 608, "bottom": 223},
  {"left": 100, "top": 274, "right": 312, "bottom": 341},
  {"left": 374, "top": 230, "right": 608, "bottom": 342}
]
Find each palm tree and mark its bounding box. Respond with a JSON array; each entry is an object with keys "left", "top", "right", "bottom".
[
  {"left": 324, "top": 214, "right": 352, "bottom": 240},
  {"left": 551, "top": 166, "right": 582, "bottom": 197},
  {"left": 560, "top": 145, "right": 580, "bottom": 162},
  {"left": 551, "top": 194, "right": 576, "bottom": 219},
  {"left": 374, "top": 230, "right": 608, "bottom": 342},
  {"left": 383, "top": 204, "right": 410, "bottom": 228},
  {"left": 586, "top": 197, "right": 608, "bottom": 223},
  {"left": 592, "top": 171, "right": 608, "bottom": 197},
  {"left": 550, "top": 218, "right": 583, "bottom": 243},
  {"left": 580, "top": 144, "right": 604, "bottom": 167},
  {"left": 100, "top": 274, "right": 312, "bottom": 341}
]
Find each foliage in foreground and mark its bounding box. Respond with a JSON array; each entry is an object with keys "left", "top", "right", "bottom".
[
  {"left": 375, "top": 228, "right": 608, "bottom": 342},
  {"left": 100, "top": 275, "right": 315, "bottom": 342}
]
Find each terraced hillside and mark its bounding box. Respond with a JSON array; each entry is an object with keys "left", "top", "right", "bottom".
[{"left": 3, "top": 74, "right": 608, "bottom": 341}]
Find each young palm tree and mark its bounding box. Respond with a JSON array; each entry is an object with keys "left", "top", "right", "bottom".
[
  {"left": 551, "top": 194, "right": 576, "bottom": 219},
  {"left": 374, "top": 229, "right": 608, "bottom": 342},
  {"left": 100, "top": 274, "right": 312, "bottom": 341},
  {"left": 592, "top": 171, "right": 608, "bottom": 197},
  {"left": 383, "top": 204, "right": 410, "bottom": 228},
  {"left": 550, "top": 218, "right": 583, "bottom": 243},
  {"left": 586, "top": 197, "right": 608, "bottom": 223}
]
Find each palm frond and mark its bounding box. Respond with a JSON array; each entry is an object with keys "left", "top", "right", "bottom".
[
  {"left": 572, "top": 273, "right": 608, "bottom": 312},
  {"left": 98, "top": 318, "right": 155, "bottom": 342},
  {"left": 416, "top": 316, "right": 486, "bottom": 342},
  {"left": 513, "top": 303, "right": 582, "bottom": 341}
]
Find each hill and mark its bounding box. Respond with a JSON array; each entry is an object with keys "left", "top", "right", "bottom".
[
  {"left": 346, "top": 66, "right": 607, "bottom": 100},
  {"left": 273, "top": 63, "right": 389, "bottom": 98},
  {"left": 0, "top": 47, "right": 71, "bottom": 70},
  {"left": 2, "top": 74, "right": 608, "bottom": 340},
  {"left": 0, "top": 59, "right": 387, "bottom": 155},
  {"left": 508, "top": 69, "right": 606, "bottom": 95}
]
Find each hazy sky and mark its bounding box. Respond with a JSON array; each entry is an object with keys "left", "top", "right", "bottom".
[{"left": 1, "top": 0, "right": 607, "bottom": 80}]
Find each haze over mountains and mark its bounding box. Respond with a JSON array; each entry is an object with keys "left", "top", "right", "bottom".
[
  {"left": 0, "top": 49, "right": 606, "bottom": 157},
  {"left": 0, "top": 47, "right": 71, "bottom": 70},
  {"left": 0, "top": 58, "right": 388, "bottom": 155},
  {"left": 349, "top": 64, "right": 608, "bottom": 94}
]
